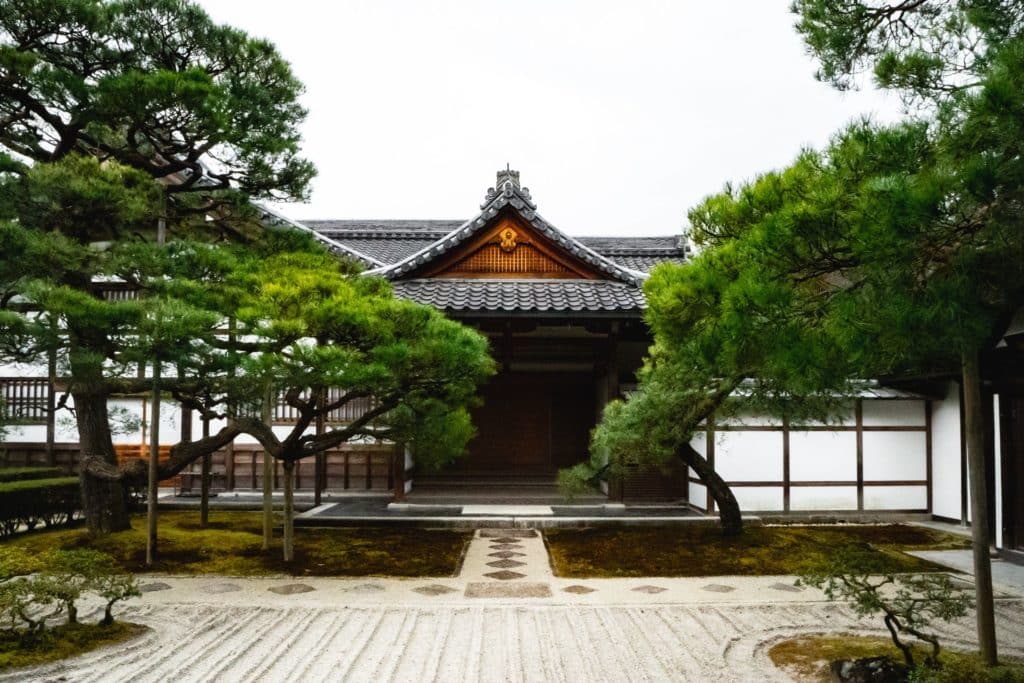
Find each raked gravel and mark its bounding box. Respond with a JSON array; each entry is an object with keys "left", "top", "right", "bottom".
[{"left": 8, "top": 596, "right": 1024, "bottom": 682}]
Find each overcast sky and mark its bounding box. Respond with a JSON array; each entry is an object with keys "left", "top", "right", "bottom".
[{"left": 197, "top": 1, "right": 902, "bottom": 236}]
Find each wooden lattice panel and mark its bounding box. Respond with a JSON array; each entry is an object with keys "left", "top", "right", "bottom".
[{"left": 445, "top": 243, "right": 572, "bottom": 275}]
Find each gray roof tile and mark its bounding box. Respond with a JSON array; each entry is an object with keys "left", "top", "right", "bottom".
[{"left": 392, "top": 279, "right": 646, "bottom": 314}]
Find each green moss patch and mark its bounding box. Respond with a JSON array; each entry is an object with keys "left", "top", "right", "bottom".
[
  {"left": 544, "top": 524, "right": 969, "bottom": 578},
  {"left": 1, "top": 511, "right": 471, "bottom": 577},
  {"left": 769, "top": 635, "right": 1024, "bottom": 682},
  {"left": 0, "top": 621, "right": 147, "bottom": 671}
]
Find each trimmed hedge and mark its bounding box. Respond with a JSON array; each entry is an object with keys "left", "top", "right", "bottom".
[
  {"left": 0, "top": 477, "right": 80, "bottom": 537},
  {"left": 0, "top": 467, "right": 63, "bottom": 483}
]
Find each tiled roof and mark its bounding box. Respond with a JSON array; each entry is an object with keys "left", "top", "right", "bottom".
[
  {"left": 392, "top": 279, "right": 646, "bottom": 315},
  {"left": 303, "top": 222, "right": 687, "bottom": 273}
]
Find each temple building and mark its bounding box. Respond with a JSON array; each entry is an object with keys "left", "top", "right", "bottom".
[{"left": 1, "top": 169, "right": 1022, "bottom": 559}]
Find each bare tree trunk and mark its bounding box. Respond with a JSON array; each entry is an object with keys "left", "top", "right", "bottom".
[
  {"left": 962, "top": 350, "right": 998, "bottom": 666},
  {"left": 146, "top": 362, "right": 160, "bottom": 567},
  {"left": 679, "top": 442, "right": 742, "bottom": 536},
  {"left": 200, "top": 415, "right": 211, "bottom": 528},
  {"left": 262, "top": 382, "right": 273, "bottom": 552},
  {"left": 282, "top": 459, "right": 294, "bottom": 563},
  {"left": 74, "top": 387, "right": 130, "bottom": 534}
]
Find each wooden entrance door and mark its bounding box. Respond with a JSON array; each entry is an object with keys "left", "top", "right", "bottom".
[{"left": 456, "top": 372, "right": 594, "bottom": 475}]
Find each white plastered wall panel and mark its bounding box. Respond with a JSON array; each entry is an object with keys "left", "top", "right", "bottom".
[
  {"left": 861, "top": 400, "right": 926, "bottom": 427},
  {"left": 862, "top": 431, "right": 928, "bottom": 481},
  {"left": 930, "top": 382, "right": 963, "bottom": 520},
  {"left": 732, "top": 486, "right": 784, "bottom": 511},
  {"left": 714, "top": 431, "right": 784, "bottom": 482},
  {"left": 790, "top": 486, "right": 858, "bottom": 510},
  {"left": 864, "top": 485, "right": 928, "bottom": 510},
  {"left": 716, "top": 410, "right": 783, "bottom": 427},
  {"left": 790, "top": 431, "right": 857, "bottom": 481}
]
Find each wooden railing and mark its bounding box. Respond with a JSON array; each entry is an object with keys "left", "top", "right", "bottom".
[
  {"left": 271, "top": 388, "right": 376, "bottom": 425},
  {"left": 0, "top": 378, "right": 50, "bottom": 424}
]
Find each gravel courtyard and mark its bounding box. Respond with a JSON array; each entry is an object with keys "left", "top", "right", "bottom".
[{"left": 9, "top": 531, "right": 1024, "bottom": 682}]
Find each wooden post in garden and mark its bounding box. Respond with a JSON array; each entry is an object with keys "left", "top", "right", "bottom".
[
  {"left": 146, "top": 361, "right": 161, "bottom": 567},
  {"left": 282, "top": 459, "right": 295, "bottom": 562},
  {"left": 44, "top": 316, "right": 57, "bottom": 467},
  {"left": 261, "top": 382, "right": 273, "bottom": 551},
  {"left": 314, "top": 387, "right": 325, "bottom": 507},
  {"left": 200, "top": 414, "right": 211, "bottom": 527}
]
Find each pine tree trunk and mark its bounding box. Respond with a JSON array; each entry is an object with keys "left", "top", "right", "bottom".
[
  {"left": 679, "top": 442, "right": 743, "bottom": 536},
  {"left": 962, "top": 350, "right": 998, "bottom": 666},
  {"left": 146, "top": 363, "right": 160, "bottom": 566},
  {"left": 200, "top": 416, "right": 211, "bottom": 528},
  {"left": 282, "top": 459, "right": 294, "bottom": 563},
  {"left": 74, "top": 389, "right": 130, "bottom": 534}
]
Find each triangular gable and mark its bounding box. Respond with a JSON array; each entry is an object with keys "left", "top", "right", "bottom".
[{"left": 365, "top": 174, "right": 645, "bottom": 285}]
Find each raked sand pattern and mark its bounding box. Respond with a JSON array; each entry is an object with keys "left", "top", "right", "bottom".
[{"left": 8, "top": 531, "right": 1024, "bottom": 682}]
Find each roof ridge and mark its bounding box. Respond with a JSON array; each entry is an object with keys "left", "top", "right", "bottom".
[{"left": 366, "top": 179, "right": 647, "bottom": 285}]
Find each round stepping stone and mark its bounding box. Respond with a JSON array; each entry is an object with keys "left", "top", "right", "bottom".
[
  {"left": 139, "top": 582, "right": 172, "bottom": 593},
  {"left": 701, "top": 584, "right": 736, "bottom": 593},
  {"left": 268, "top": 583, "right": 315, "bottom": 595},
  {"left": 563, "top": 585, "right": 596, "bottom": 594},
  {"left": 413, "top": 584, "right": 458, "bottom": 596},
  {"left": 488, "top": 551, "right": 526, "bottom": 559},
  {"left": 769, "top": 582, "right": 804, "bottom": 593},
  {"left": 487, "top": 559, "right": 526, "bottom": 569},
  {"left": 346, "top": 583, "right": 385, "bottom": 593},
  {"left": 484, "top": 570, "right": 526, "bottom": 581},
  {"left": 632, "top": 585, "right": 667, "bottom": 594},
  {"left": 202, "top": 582, "right": 241, "bottom": 594}
]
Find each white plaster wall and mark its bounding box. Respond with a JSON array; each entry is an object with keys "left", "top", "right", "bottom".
[
  {"left": 861, "top": 400, "right": 927, "bottom": 427},
  {"left": 790, "top": 486, "right": 858, "bottom": 510},
  {"left": 789, "top": 431, "right": 857, "bottom": 481},
  {"left": 714, "top": 431, "right": 784, "bottom": 482},
  {"left": 689, "top": 482, "right": 708, "bottom": 511},
  {"left": 930, "top": 382, "right": 963, "bottom": 520},
  {"left": 732, "top": 486, "right": 784, "bottom": 511},
  {"left": 864, "top": 485, "right": 928, "bottom": 510},
  {"left": 862, "top": 431, "right": 928, "bottom": 481}
]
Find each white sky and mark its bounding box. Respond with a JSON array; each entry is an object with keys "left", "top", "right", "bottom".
[{"left": 197, "top": 0, "right": 902, "bottom": 236}]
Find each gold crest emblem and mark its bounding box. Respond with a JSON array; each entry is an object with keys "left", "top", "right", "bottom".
[{"left": 499, "top": 227, "right": 518, "bottom": 252}]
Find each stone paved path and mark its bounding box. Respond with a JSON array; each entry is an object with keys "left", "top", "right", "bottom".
[{"left": 8, "top": 531, "right": 1024, "bottom": 682}]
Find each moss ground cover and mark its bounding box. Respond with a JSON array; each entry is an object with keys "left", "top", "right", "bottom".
[
  {"left": 0, "top": 621, "right": 147, "bottom": 670},
  {"left": 544, "top": 524, "right": 970, "bottom": 578},
  {"left": 0, "top": 511, "right": 471, "bottom": 577},
  {"left": 769, "top": 635, "right": 1024, "bottom": 682}
]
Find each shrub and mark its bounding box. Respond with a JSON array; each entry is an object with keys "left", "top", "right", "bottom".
[
  {"left": 0, "top": 468, "right": 63, "bottom": 483},
  {"left": 799, "top": 546, "right": 972, "bottom": 669},
  {"left": 0, "top": 477, "right": 79, "bottom": 536}
]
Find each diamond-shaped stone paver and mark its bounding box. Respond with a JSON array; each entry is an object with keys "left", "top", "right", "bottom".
[
  {"left": 268, "top": 583, "right": 315, "bottom": 595},
  {"left": 484, "top": 570, "right": 526, "bottom": 581},
  {"left": 563, "top": 585, "right": 597, "bottom": 594},
  {"left": 489, "top": 543, "right": 523, "bottom": 551},
  {"left": 487, "top": 537, "right": 524, "bottom": 544},
  {"left": 412, "top": 584, "right": 458, "bottom": 596},
  {"left": 202, "top": 582, "right": 241, "bottom": 594},
  {"left": 486, "top": 559, "right": 526, "bottom": 569},
  {"left": 769, "top": 582, "right": 804, "bottom": 593},
  {"left": 632, "top": 585, "right": 667, "bottom": 594},
  {"left": 139, "top": 582, "right": 172, "bottom": 593},
  {"left": 488, "top": 551, "right": 526, "bottom": 559},
  {"left": 701, "top": 584, "right": 736, "bottom": 593},
  {"left": 346, "top": 583, "right": 386, "bottom": 593}
]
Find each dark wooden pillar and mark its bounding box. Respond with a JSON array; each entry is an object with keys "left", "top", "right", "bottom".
[
  {"left": 606, "top": 324, "right": 624, "bottom": 503},
  {"left": 393, "top": 446, "right": 406, "bottom": 501},
  {"left": 314, "top": 387, "right": 325, "bottom": 506},
  {"left": 45, "top": 333, "right": 57, "bottom": 467}
]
